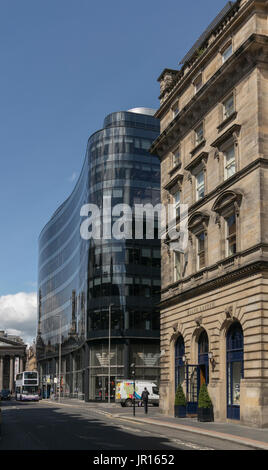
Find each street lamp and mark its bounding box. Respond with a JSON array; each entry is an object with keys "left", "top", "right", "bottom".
[
  {"left": 55, "top": 314, "right": 62, "bottom": 403},
  {"left": 130, "top": 362, "right": 136, "bottom": 416},
  {"left": 108, "top": 304, "right": 114, "bottom": 404}
]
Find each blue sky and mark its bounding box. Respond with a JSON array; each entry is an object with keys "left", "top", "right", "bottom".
[{"left": 0, "top": 0, "right": 230, "bottom": 340}]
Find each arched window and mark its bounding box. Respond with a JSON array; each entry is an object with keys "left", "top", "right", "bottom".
[
  {"left": 175, "top": 336, "right": 185, "bottom": 388},
  {"left": 198, "top": 330, "right": 209, "bottom": 386},
  {"left": 226, "top": 322, "right": 243, "bottom": 420}
]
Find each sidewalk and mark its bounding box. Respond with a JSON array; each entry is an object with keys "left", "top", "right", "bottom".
[{"left": 42, "top": 398, "right": 268, "bottom": 450}]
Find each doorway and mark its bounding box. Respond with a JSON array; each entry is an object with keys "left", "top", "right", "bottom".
[{"left": 94, "top": 376, "right": 116, "bottom": 401}]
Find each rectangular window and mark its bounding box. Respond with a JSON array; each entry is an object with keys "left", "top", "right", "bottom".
[
  {"left": 223, "top": 94, "right": 234, "bottom": 120},
  {"left": 197, "top": 232, "right": 205, "bottom": 269},
  {"left": 224, "top": 144, "right": 236, "bottom": 179},
  {"left": 172, "top": 101, "right": 179, "bottom": 118},
  {"left": 222, "top": 43, "right": 233, "bottom": 63},
  {"left": 195, "top": 123, "right": 204, "bottom": 146},
  {"left": 173, "top": 147, "right": 181, "bottom": 167},
  {"left": 174, "top": 191, "right": 181, "bottom": 218},
  {"left": 196, "top": 170, "right": 205, "bottom": 200},
  {"left": 226, "top": 213, "right": 236, "bottom": 256},
  {"left": 174, "top": 252, "right": 181, "bottom": 281},
  {"left": 194, "top": 74, "right": 203, "bottom": 94}
]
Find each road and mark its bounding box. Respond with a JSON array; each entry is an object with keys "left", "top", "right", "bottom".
[{"left": 0, "top": 400, "right": 255, "bottom": 451}]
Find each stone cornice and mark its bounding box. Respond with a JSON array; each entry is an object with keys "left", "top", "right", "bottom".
[
  {"left": 185, "top": 152, "right": 209, "bottom": 173},
  {"left": 0, "top": 348, "right": 26, "bottom": 357},
  {"left": 151, "top": 34, "right": 268, "bottom": 158},
  {"left": 155, "top": 0, "right": 256, "bottom": 118},
  {"left": 160, "top": 258, "right": 268, "bottom": 309},
  {"left": 211, "top": 124, "right": 241, "bottom": 148},
  {"left": 163, "top": 173, "right": 184, "bottom": 192},
  {"left": 0, "top": 336, "right": 26, "bottom": 348}
]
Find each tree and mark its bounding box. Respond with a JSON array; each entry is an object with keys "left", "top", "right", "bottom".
[
  {"left": 175, "top": 384, "right": 186, "bottom": 406},
  {"left": 198, "top": 384, "right": 213, "bottom": 408}
]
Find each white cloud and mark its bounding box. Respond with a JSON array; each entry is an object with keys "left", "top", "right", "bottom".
[{"left": 0, "top": 292, "right": 37, "bottom": 345}]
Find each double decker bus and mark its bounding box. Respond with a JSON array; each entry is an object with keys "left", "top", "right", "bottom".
[{"left": 15, "top": 371, "right": 39, "bottom": 401}]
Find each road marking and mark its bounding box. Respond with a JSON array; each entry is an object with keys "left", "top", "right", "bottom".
[
  {"left": 171, "top": 439, "right": 214, "bottom": 450},
  {"left": 118, "top": 425, "right": 145, "bottom": 434}
]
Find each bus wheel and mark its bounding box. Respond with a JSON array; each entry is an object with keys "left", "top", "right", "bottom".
[{"left": 125, "top": 399, "right": 132, "bottom": 407}]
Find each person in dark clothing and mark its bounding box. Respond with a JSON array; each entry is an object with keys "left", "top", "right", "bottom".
[{"left": 141, "top": 387, "right": 149, "bottom": 414}]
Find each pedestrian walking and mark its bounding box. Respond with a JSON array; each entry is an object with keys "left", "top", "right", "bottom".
[{"left": 141, "top": 387, "right": 149, "bottom": 414}]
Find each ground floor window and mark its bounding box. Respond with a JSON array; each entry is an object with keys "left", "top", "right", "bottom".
[
  {"left": 226, "top": 322, "right": 243, "bottom": 420},
  {"left": 175, "top": 336, "right": 185, "bottom": 389}
]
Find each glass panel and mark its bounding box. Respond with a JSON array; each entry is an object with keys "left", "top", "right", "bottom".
[
  {"left": 179, "top": 366, "right": 185, "bottom": 384},
  {"left": 188, "top": 366, "right": 198, "bottom": 403},
  {"left": 174, "top": 252, "right": 181, "bottom": 281},
  {"left": 228, "top": 362, "right": 232, "bottom": 405},
  {"left": 195, "top": 75, "right": 203, "bottom": 93},
  {"left": 196, "top": 171, "right": 204, "bottom": 200},
  {"left": 174, "top": 191, "right": 181, "bottom": 217},
  {"left": 198, "top": 234, "right": 204, "bottom": 251},
  {"left": 195, "top": 124, "right": 204, "bottom": 145},
  {"left": 173, "top": 149, "right": 181, "bottom": 166},
  {"left": 222, "top": 44, "right": 232, "bottom": 62},
  {"left": 225, "top": 145, "right": 236, "bottom": 179},
  {"left": 232, "top": 362, "right": 242, "bottom": 405},
  {"left": 197, "top": 232, "right": 205, "bottom": 269},
  {"left": 227, "top": 213, "right": 236, "bottom": 256},
  {"left": 173, "top": 103, "right": 179, "bottom": 118},
  {"left": 223, "top": 95, "right": 234, "bottom": 119}
]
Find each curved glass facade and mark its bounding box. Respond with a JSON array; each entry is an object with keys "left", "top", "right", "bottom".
[{"left": 37, "top": 109, "right": 161, "bottom": 400}]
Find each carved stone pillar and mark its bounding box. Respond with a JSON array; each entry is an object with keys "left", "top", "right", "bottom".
[
  {"left": 0, "top": 356, "right": 3, "bottom": 390},
  {"left": 9, "top": 356, "right": 14, "bottom": 392}
]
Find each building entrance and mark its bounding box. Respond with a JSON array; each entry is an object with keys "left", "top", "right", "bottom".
[
  {"left": 186, "top": 364, "right": 199, "bottom": 415},
  {"left": 186, "top": 330, "right": 210, "bottom": 415},
  {"left": 94, "top": 376, "right": 116, "bottom": 401}
]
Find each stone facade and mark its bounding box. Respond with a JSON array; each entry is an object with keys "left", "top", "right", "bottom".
[
  {"left": 26, "top": 344, "right": 37, "bottom": 372},
  {"left": 151, "top": 0, "right": 268, "bottom": 427},
  {"left": 0, "top": 331, "right": 27, "bottom": 393}
]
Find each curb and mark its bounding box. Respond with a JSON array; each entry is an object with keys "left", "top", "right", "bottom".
[
  {"left": 40, "top": 400, "right": 268, "bottom": 450},
  {"left": 116, "top": 415, "right": 268, "bottom": 450}
]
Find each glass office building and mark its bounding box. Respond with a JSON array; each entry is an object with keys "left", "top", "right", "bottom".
[{"left": 36, "top": 108, "right": 161, "bottom": 401}]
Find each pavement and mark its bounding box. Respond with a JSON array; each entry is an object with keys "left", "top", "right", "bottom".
[{"left": 40, "top": 397, "right": 268, "bottom": 450}]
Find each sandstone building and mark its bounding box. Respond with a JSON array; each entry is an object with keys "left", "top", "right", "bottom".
[
  {"left": 151, "top": 0, "right": 268, "bottom": 427},
  {"left": 0, "top": 331, "right": 27, "bottom": 392}
]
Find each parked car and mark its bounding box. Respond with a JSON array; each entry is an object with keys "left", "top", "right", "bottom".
[{"left": 0, "top": 389, "right": 11, "bottom": 400}]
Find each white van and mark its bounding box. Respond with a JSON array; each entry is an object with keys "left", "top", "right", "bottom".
[{"left": 115, "top": 380, "right": 159, "bottom": 407}]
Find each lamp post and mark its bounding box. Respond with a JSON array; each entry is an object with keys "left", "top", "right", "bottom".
[
  {"left": 130, "top": 362, "right": 136, "bottom": 416},
  {"left": 55, "top": 314, "right": 62, "bottom": 403},
  {"left": 108, "top": 304, "right": 114, "bottom": 404}
]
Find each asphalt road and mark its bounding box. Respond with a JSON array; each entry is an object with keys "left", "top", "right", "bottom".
[{"left": 0, "top": 400, "right": 255, "bottom": 451}]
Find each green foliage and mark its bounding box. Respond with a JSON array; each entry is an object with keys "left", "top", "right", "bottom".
[
  {"left": 198, "top": 384, "right": 213, "bottom": 408},
  {"left": 196, "top": 47, "right": 206, "bottom": 57},
  {"left": 174, "top": 384, "right": 186, "bottom": 406}
]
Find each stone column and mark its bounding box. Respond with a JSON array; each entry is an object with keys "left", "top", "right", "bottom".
[
  {"left": 84, "top": 343, "right": 89, "bottom": 402},
  {"left": 0, "top": 356, "right": 3, "bottom": 390},
  {"left": 9, "top": 356, "right": 14, "bottom": 392},
  {"left": 19, "top": 357, "right": 24, "bottom": 372},
  {"left": 72, "top": 355, "right": 76, "bottom": 397}
]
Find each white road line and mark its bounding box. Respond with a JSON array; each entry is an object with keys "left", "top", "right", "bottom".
[{"left": 171, "top": 439, "right": 214, "bottom": 450}]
